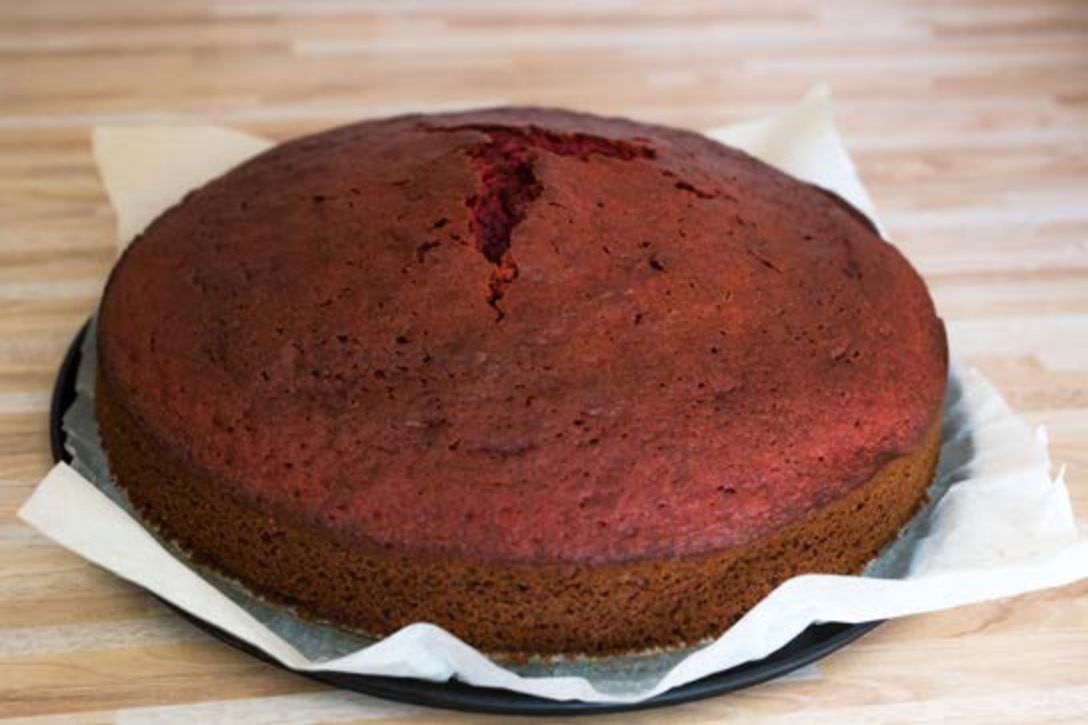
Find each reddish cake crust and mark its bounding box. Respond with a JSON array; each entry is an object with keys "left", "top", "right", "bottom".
[{"left": 96, "top": 107, "right": 948, "bottom": 655}]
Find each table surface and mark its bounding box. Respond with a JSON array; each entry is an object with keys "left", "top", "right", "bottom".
[{"left": 2, "top": 1, "right": 1087, "bottom": 723}]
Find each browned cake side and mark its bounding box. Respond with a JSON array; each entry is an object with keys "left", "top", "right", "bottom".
[{"left": 98, "top": 374, "right": 940, "bottom": 656}]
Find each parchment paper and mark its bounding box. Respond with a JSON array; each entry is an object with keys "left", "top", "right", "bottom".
[{"left": 20, "top": 87, "right": 1088, "bottom": 703}]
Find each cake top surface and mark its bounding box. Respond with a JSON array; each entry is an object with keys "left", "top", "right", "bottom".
[{"left": 98, "top": 107, "right": 947, "bottom": 565}]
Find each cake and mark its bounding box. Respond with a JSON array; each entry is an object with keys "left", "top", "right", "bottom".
[{"left": 95, "top": 107, "right": 948, "bottom": 657}]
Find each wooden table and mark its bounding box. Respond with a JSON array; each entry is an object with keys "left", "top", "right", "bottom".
[{"left": 3, "top": 1, "right": 1086, "bottom": 722}]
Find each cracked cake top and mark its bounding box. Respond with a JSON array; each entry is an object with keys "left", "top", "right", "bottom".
[{"left": 97, "top": 107, "right": 947, "bottom": 565}]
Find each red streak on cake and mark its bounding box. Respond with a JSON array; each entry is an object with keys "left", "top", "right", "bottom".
[{"left": 455, "top": 126, "right": 655, "bottom": 318}]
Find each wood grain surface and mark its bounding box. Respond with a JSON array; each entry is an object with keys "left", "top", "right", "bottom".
[{"left": 2, "top": 0, "right": 1086, "bottom": 722}]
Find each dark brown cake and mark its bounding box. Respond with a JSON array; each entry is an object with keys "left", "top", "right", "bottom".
[{"left": 95, "top": 107, "right": 948, "bottom": 656}]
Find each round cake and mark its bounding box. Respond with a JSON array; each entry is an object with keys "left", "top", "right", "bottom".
[{"left": 96, "top": 107, "right": 948, "bottom": 657}]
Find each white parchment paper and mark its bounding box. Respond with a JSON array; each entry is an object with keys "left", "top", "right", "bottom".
[{"left": 20, "top": 87, "right": 1088, "bottom": 703}]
